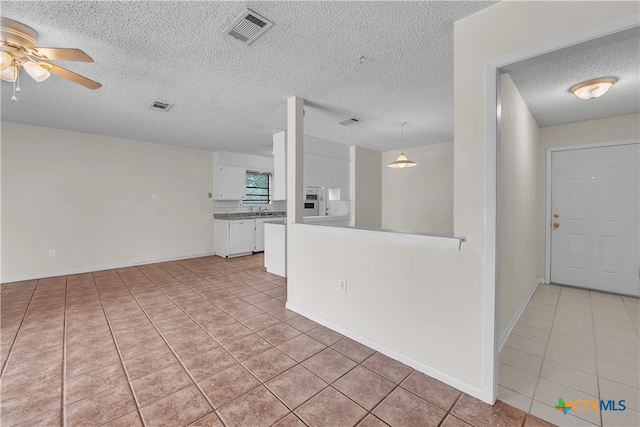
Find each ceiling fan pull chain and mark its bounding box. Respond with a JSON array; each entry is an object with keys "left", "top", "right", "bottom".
[
  {"left": 15, "top": 64, "right": 21, "bottom": 92},
  {"left": 11, "top": 66, "right": 17, "bottom": 101}
]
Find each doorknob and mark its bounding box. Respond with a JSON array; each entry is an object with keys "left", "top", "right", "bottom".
[
  {"left": 553, "top": 213, "right": 560, "bottom": 218},
  {"left": 553, "top": 222, "right": 560, "bottom": 229}
]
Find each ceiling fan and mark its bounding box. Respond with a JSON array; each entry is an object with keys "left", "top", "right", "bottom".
[{"left": 0, "top": 17, "right": 101, "bottom": 101}]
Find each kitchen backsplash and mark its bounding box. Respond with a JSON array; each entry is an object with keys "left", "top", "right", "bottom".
[{"left": 214, "top": 200, "right": 287, "bottom": 214}]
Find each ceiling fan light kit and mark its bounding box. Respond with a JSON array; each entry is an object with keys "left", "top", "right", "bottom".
[
  {"left": 0, "top": 51, "right": 12, "bottom": 70},
  {"left": 0, "top": 17, "right": 101, "bottom": 100},
  {"left": 388, "top": 121, "right": 417, "bottom": 169},
  {"left": 0, "top": 62, "right": 16, "bottom": 82},
  {"left": 570, "top": 77, "right": 616, "bottom": 100},
  {"left": 22, "top": 60, "right": 50, "bottom": 82}
]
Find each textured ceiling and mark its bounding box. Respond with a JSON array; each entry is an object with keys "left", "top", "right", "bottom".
[
  {"left": 0, "top": 1, "right": 497, "bottom": 155},
  {"left": 2, "top": 2, "right": 636, "bottom": 156},
  {"left": 509, "top": 33, "right": 640, "bottom": 127}
]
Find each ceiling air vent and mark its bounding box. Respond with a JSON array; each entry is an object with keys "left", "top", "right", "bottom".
[
  {"left": 224, "top": 9, "right": 274, "bottom": 45},
  {"left": 338, "top": 118, "right": 362, "bottom": 126},
  {"left": 149, "top": 101, "right": 173, "bottom": 112}
]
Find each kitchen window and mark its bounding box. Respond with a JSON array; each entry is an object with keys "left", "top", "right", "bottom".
[{"left": 245, "top": 171, "right": 271, "bottom": 204}]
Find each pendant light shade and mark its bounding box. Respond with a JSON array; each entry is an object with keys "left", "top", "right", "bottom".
[
  {"left": 388, "top": 121, "right": 417, "bottom": 168},
  {"left": 388, "top": 152, "right": 417, "bottom": 168},
  {"left": 0, "top": 51, "right": 12, "bottom": 71},
  {"left": 0, "top": 64, "right": 17, "bottom": 82},
  {"left": 23, "top": 61, "right": 51, "bottom": 82}
]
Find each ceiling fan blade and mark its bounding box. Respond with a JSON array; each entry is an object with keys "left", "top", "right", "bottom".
[
  {"left": 39, "top": 62, "right": 101, "bottom": 90},
  {"left": 30, "top": 47, "right": 94, "bottom": 62}
]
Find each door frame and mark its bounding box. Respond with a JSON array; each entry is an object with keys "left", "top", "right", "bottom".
[
  {"left": 545, "top": 140, "right": 640, "bottom": 284},
  {"left": 484, "top": 13, "right": 639, "bottom": 403}
]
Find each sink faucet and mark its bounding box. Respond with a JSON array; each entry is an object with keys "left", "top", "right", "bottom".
[{"left": 258, "top": 207, "right": 270, "bottom": 216}]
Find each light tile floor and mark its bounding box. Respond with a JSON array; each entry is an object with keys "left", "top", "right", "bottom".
[
  {"left": 499, "top": 284, "right": 640, "bottom": 426},
  {"left": 1, "top": 253, "right": 551, "bottom": 427}
]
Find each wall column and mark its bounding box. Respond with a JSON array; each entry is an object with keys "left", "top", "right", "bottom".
[{"left": 286, "top": 96, "right": 304, "bottom": 223}]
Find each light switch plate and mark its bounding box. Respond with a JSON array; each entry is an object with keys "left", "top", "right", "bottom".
[{"left": 338, "top": 277, "right": 347, "bottom": 294}]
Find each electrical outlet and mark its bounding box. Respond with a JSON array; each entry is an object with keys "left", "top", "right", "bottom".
[
  {"left": 152, "top": 193, "right": 158, "bottom": 200},
  {"left": 338, "top": 277, "right": 347, "bottom": 294},
  {"left": 208, "top": 192, "right": 213, "bottom": 199},
  {"left": 48, "top": 249, "right": 56, "bottom": 257}
]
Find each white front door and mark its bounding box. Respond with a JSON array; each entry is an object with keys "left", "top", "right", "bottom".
[{"left": 550, "top": 143, "right": 639, "bottom": 296}]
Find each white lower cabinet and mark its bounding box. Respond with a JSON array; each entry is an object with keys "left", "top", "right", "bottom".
[
  {"left": 229, "top": 220, "right": 255, "bottom": 255},
  {"left": 264, "top": 223, "right": 286, "bottom": 277},
  {"left": 215, "top": 219, "right": 255, "bottom": 257},
  {"left": 254, "top": 219, "right": 265, "bottom": 252}
]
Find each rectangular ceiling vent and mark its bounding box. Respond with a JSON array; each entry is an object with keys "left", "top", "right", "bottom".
[
  {"left": 224, "top": 9, "right": 274, "bottom": 45},
  {"left": 149, "top": 101, "right": 173, "bottom": 112},
  {"left": 338, "top": 118, "right": 362, "bottom": 126}
]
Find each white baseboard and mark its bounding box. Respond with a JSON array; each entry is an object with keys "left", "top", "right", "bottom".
[
  {"left": 498, "top": 278, "right": 544, "bottom": 353},
  {"left": 1, "top": 251, "right": 217, "bottom": 283},
  {"left": 286, "top": 302, "right": 485, "bottom": 402}
]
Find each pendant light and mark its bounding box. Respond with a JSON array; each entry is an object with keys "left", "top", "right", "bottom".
[{"left": 388, "top": 121, "right": 417, "bottom": 168}]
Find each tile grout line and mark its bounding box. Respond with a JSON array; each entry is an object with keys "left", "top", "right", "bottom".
[
  {"left": 61, "top": 276, "right": 69, "bottom": 427},
  {"left": 122, "top": 265, "right": 230, "bottom": 425},
  {"left": 591, "top": 291, "right": 640, "bottom": 425},
  {"left": 357, "top": 361, "right": 412, "bottom": 427},
  {"left": 5, "top": 256, "right": 543, "bottom": 427},
  {"left": 94, "top": 271, "right": 149, "bottom": 427},
  {"left": 149, "top": 261, "right": 311, "bottom": 426},
  {"left": 528, "top": 287, "right": 560, "bottom": 416},
  {"left": 437, "top": 391, "right": 464, "bottom": 427},
  {"left": 589, "top": 291, "right": 603, "bottom": 427},
  {"left": 149, "top": 261, "right": 342, "bottom": 426},
  {"left": 159, "top": 260, "right": 293, "bottom": 426},
  {"left": 26, "top": 256, "right": 533, "bottom": 427},
  {"left": 0, "top": 281, "right": 38, "bottom": 377},
  {"left": 536, "top": 288, "right": 603, "bottom": 426},
  {"left": 172, "top": 258, "right": 457, "bottom": 427}
]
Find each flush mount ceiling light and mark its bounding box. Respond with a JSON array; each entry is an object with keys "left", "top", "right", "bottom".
[
  {"left": 0, "top": 17, "right": 101, "bottom": 101},
  {"left": 570, "top": 77, "right": 616, "bottom": 100},
  {"left": 388, "top": 121, "right": 417, "bottom": 169}
]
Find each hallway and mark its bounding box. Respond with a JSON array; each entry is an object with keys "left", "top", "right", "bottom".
[{"left": 499, "top": 284, "right": 639, "bottom": 426}]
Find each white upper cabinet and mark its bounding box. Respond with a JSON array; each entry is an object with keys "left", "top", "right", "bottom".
[
  {"left": 214, "top": 165, "right": 246, "bottom": 200},
  {"left": 213, "top": 151, "right": 274, "bottom": 201}
]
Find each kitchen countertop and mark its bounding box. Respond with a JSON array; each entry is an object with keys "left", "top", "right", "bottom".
[
  {"left": 214, "top": 211, "right": 286, "bottom": 220},
  {"left": 302, "top": 215, "right": 350, "bottom": 222},
  {"left": 264, "top": 220, "right": 286, "bottom": 225}
]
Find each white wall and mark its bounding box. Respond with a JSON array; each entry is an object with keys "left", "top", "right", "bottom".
[
  {"left": 498, "top": 74, "right": 540, "bottom": 341},
  {"left": 381, "top": 143, "right": 453, "bottom": 234},
  {"left": 1, "top": 122, "right": 214, "bottom": 282},
  {"left": 350, "top": 146, "right": 382, "bottom": 228},
  {"left": 452, "top": 1, "right": 636, "bottom": 399},
  {"left": 286, "top": 1, "right": 638, "bottom": 402},
  {"left": 537, "top": 113, "right": 640, "bottom": 278},
  {"left": 305, "top": 135, "right": 350, "bottom": 200}
]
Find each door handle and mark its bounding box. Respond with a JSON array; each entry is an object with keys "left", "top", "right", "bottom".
[
  {"left": 553, "top": 213, "right": 560, "bottom": 218},
  {"left": 553, "top": 222, "right": 560, "bottom": 229}
]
